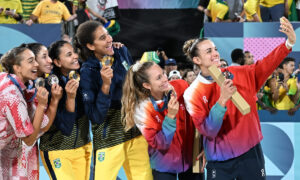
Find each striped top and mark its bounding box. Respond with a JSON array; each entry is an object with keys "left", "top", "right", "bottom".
[{"left": 21, "top": 0, "right": 39, "bottom": 20}]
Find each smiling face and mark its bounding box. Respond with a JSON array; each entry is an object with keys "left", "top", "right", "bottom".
[
  {"left": 87, "top": 26, "right": 114, "bottom": 59},
  {"left": 184, "top": 71, "right": 196, "bottom": 84},
  {"left": 142, "top": 64, "right": 170, "bottom": 100},
  {"left": 283, "top": 61, "right": 295, "bottom": 75},
  {"left": 13, "top": 49, "right": 38, "bottom": 83},
  {"left": 192, "top": 40, "right": 220, "bottom": 75},
  {"left": 244, "top": 52, "right": 254, "bottom": 65},
  {"left": 36, "top": 46, "right": 52, "bottom": 75},
  {"left": 220, "top": 60, "right": 228, "bottom": 68},
  {"left": 53, "top": 43, "right": 80, "bottom": 76}
]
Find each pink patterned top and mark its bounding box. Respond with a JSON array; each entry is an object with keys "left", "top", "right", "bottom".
[{"left": 0, "top": 73, "right": 49, "bottom": 180}]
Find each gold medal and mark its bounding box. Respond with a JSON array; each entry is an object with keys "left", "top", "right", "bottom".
[
  {"left": 101, "top": 56, "right": 114, "bottom": 67},
  {"left": 47, "top": 74, "right": 59, "bottom": 86},
  {"left": 35, "top": 77, "right": 45, "bottom": 88},
  {"left": 165, "top": 86, "right": 177, "bottom": 99},
  {"left": 69, "top": 70, "right": 80, "bottom": 82}
]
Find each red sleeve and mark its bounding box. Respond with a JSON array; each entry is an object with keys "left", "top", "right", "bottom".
[{"left": 254, "top": 43, "right": 291, "bottom": 92}]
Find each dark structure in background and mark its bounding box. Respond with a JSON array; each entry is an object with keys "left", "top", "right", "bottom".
[{"left": 114, "top": 9, "right": 204, "bottom": 67}]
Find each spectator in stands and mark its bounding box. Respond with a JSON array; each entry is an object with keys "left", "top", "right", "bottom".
[
  {"left": 197, "top": 0, "right": 212, "bottom": 22},
  {"left": 182, "top": 17, "right": 295, "bottom": 180},
  {"left": 220, "top": 58, "right": 228, "bottom": 68},
  {"left": 121, "top": 61, "right": 204, "bottom": 180},
  {"left": 244, "top": 0, "right": 262, "bottom": 22},
  {"left": 260, "top": 0, "right": 286, "bottom": 22},
  {"left": 204, "top": 0, "right": 230, "bottom": 22},
  {"left": 85, "top": 0, "right": 119, "bottom": 21},
  {"left": 256, "top": 78, "right": 278, "bottom": 113},
  {"left": 86, "top": 0, "right": 120, "bottom": 36},
  {"left": 287, "top": 0, "right": 298, "bottom": 21},
  {"left": 231, "top": 48, "right": 245, "bottom": 66},
  {"left": 168, "top": 70, "right": 182, "bottom": 81},
  {"left": 227, "top": 0, "right": 244, "bottom": 22},
  {"left": 26, "top": 0, "right": 77, "bottom": 25},
  {"left": 74, "top": 20, "right": 153, "bottom": 180},
  {"left": 244, "top": 50, "right": 255, "bottom": 65},
  {"left": 272, "top": 57, "right": 298, "bottom": 110},
  {"left": 156, "top": 48, "right": 169, "bottom": 68},
  {"left": 73, "top": 0, "right": 108, "bottom": 27},
  {"left": 193, "top": 64, "right": 200, "bottom": 76},
  {"left": 21, "top": 0, "right": 39, "bottom": 21},
  {"left": 182, "top": 69, "right": 196, "bottom": 85},
  {"left": 165, "top": 58, "right": 177, "bottom": 77},
  {"left": 0, "top": 46, "right": 49, "bottom": 179},
  {"left": 288, "top": 62, "right": 300, "bottom": 115},
  {"left": 0, "top": 0, "right": 23, "bottom": 24}
]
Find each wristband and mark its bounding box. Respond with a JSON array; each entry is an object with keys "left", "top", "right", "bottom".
[{"left": 286, "top": 39, "right": 295, "bottom": 48}]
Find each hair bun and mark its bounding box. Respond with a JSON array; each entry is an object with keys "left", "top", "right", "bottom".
[{"left": 183, "top": 39, "right": 196, "bottom": 59}]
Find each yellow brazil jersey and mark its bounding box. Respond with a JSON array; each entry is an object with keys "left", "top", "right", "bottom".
[
  {"left": 207, "top": 0, "right": 229, "bottom": 22},
  {"left": 274, "top": 78, "right": 296, "bottom": 110},
  {"left": 0, "top": 0, "right": 23, "bottom": 24},
  {"left": 32, "top": 0, "right": 71, "bottom": 23},
  {"left": 260, "top": 0, "right": 284, "bottom": 8},
  {"left": 244, "top": 0, "right": 262, "bottom": 21}
]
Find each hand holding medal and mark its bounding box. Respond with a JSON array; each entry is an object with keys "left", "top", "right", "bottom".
[
  {"left": 101, "top": 55, "right": 114, "bottom": 67},
  {"left": 35, "top": 74, "right": 59, "bottom": 88},
  {"left": 166, "top": 88, "right": 179, "bottom": 120},
  {"left": 69, "top": 70, "right": 80, "bottom": 82}
]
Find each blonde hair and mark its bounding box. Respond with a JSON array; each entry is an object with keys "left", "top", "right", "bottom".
[{"left": 121, "top": 61, "right": 155, "bottom": 131}]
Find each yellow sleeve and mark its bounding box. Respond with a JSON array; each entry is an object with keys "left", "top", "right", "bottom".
[
  {"left": 62, "top": 4, "right": 71, "bottom": 20},
  {"left": 216, "top": 3, "right": 229, "bottom": 20},
  {"left": 16, "top": 0, "right": 23, "bottom": 14},
  {"left": 278, "top": 86, "right": 287, "bottom": 96},
  {"left": 207, "top": 0, "right": 212, "bottom": 11},
  {"left": 287, "top": 78, "right": 297, "bottom": 95},
  {"left": 244, "top": 0, "right": 257, "bottom": 16},
  {"left": 32, "top": 1, "right": 43, "bottom": 17}
]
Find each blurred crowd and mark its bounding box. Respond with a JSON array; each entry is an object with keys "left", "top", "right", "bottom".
[
  {"left": 198, "top": 0, "right": 300, "bottom": 22},
  {"left": 0, "top": 0, "right": 120, "bottom": 40}
]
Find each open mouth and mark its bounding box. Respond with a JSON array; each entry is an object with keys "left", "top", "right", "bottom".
[
  {"left": 32, "top": 69, "right": 37, "bottom": 73},
  {"left": 106, "top": 44, "right": 113, "bottom": 52},
  {"left": 212, "top": 58, "right": 219, "bottom": 63},
  {"left": 72, "top": 60, "right": 79, "bottom": 65}
]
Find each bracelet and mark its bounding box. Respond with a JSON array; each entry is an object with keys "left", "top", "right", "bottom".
[{"left": 286, "top": 39, "right": 295, "bottom": 48}]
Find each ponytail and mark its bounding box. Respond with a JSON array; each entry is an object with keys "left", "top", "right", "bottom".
[{"left": 121, "top": 61, "right": 154, "bottom": 131}]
